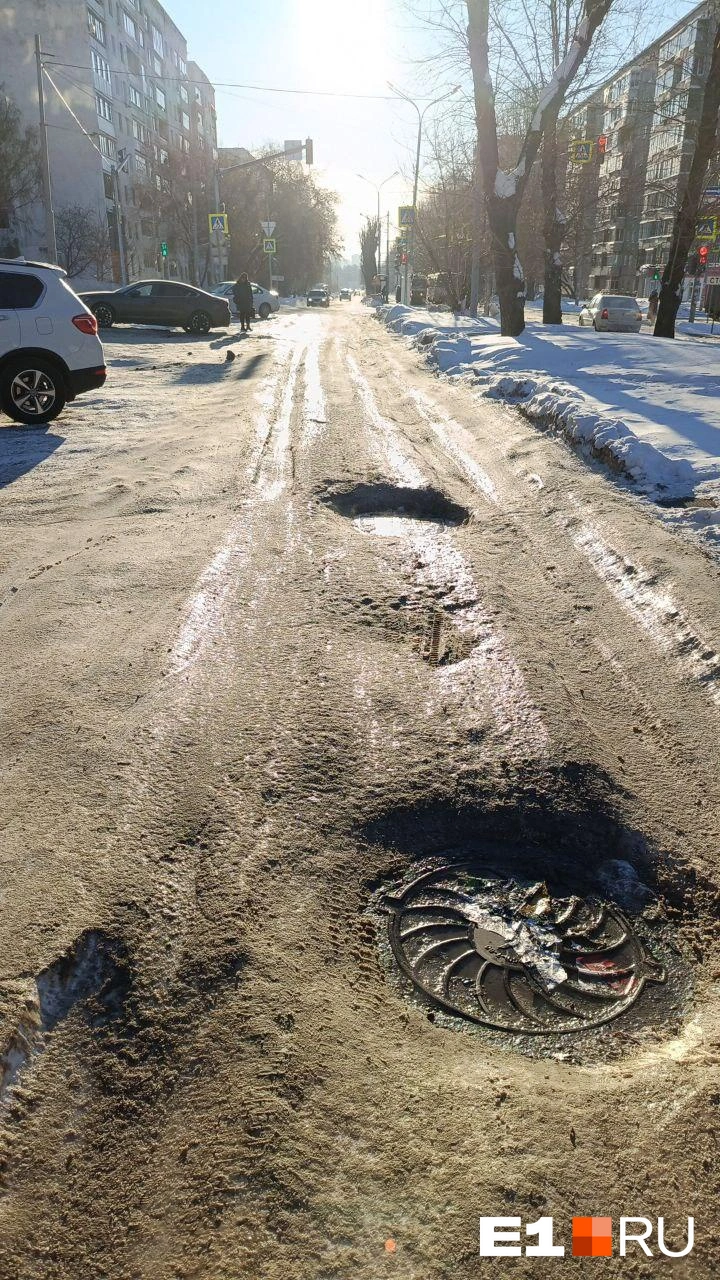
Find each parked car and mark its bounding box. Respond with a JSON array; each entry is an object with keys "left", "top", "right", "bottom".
[
  {"left": 339, "top": 288, "right": 352, "bottom": 300},
  {"left": 307, "top": 288, "right": 330, "bottom": 308},
  {"left": 79, "top": 280, "right": 231, "bottom": 333},
  {"left": 578, "top": 294, "right": 643, "bottom": 332},
  {"left": 211, "top": 280, "right": 280, "bottom": 321},
  {"left": 0, "top": 258, "right": 105, "bottom": 424}
]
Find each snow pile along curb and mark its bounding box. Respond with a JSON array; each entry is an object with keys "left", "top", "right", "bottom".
[
  {"left": 482, "top": 369, "right": 696, "bottom": 496},
  {"left": 379, "top": 308, "right": 697, "bottom": 500}
]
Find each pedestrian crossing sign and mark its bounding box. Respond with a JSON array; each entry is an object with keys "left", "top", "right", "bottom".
[
  {"left": 209, "top": 212, "right": 228, "bottom": 234},
  {"left": 398, "top": 205, "right": 415, "bottom": 226},
  {"left": 570, "top": 140, "right": 593, "bottom": 164},
  {"left": 263, "top": 237, "right": 276, "bottom": 254}
]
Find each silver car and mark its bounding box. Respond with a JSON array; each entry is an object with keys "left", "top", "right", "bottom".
[
  {"left": 578, "top": 293, "right": 643, "bottom": 332},
  {"left": 211, "top": 280, "right": 280, "bottom": 321}
]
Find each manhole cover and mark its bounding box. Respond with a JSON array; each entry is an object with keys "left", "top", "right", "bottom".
[{"left": 379, "top": 864, "right": 667, "bottom": 1035}]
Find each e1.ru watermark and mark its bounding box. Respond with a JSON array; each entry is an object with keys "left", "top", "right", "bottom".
[{"left": 479, "top": 1215, "right": 694, "bottom": 1259}]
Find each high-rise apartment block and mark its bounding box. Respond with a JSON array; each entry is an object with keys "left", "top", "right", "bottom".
[
  {"left": 0, "top": 0, "right": 218, "bottom": 285},
  {"left": 566, "top": 2, "right": 719, "bottom": 299}
]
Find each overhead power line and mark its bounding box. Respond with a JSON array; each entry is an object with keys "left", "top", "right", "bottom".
[{"left": 42, "top": 61, "right": 436, "bottom": 102}]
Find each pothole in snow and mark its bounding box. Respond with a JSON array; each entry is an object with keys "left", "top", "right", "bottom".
[{"left": 322, "top": 482, "right": 470, "bottom": 528}]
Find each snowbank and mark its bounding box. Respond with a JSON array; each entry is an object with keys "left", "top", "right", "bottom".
[{"left": 378, "top": 304, "right": 720, "bottom": 507}]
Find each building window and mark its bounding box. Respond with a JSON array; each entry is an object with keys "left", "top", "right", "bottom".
[
  {"left": 179, "top": 56, "right": 187, "bottom": 75},
  {"left": 96, "top": 93, "right": 113, "bottom": 122},
  {"left": 159, "top": 148, "right": 169, "bottom": 165},
  {"left": 92, "top": 50, "right": 111, "bottom": 82},
  {"left": 152, "top": 26, "right": 164, "bottom": 57},
  {"left": 131, "top": 118, "right": 147, "bottom": 143},
  {"left": 179, "top": 84, "right": 189, "bottom": 104},
  {"left": 128, "top": 84, "right": 142, "bottom": 109},
  {"left": 153, "top": 55, "right": 162, "bottom": 76},
  {"left": 181, "top": 110, "right": 190, "bottom": 131},
  {"left": 134, "top": 153, "right": 148, "bottom": 175},
  {"left": 98, "top": 132, "right": 117, "bottom": 160},
  {"left": 88, "top": 8, "right": 105, "bottom": 43},
  {"left": 155, "top": 86, "right": 166, "bottom": 110}
]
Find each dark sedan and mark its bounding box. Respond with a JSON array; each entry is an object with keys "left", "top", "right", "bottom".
[{"left": 79, "top": 280, "right": 231, "bottom": 334}]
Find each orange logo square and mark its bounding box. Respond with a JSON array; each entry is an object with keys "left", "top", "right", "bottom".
[{"left": 572, "top": 1217, "right": 613, "bottom": 1257}]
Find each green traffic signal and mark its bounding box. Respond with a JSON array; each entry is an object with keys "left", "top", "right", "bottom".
[{"left": 160, "top": 242, "right": 168, "bottom": 257}]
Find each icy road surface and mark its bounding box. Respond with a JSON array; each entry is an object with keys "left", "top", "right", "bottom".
[{"left": 0, "top": 301, "right": 718, "bottom": 1279}]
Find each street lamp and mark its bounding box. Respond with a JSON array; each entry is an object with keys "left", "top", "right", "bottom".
[
  {"left": 356, "top": 170, "right": 399, "bottom": 294},
  {"left": 387, "top": 83, "right": 460, "bottom": 303}
]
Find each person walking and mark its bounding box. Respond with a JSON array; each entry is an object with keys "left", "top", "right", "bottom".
[
  {"left": 232, "top": 272, "right": 254, "bottom": 332},
  {"left": 647, "top": 289, "right": 659, "bottom": 323}
]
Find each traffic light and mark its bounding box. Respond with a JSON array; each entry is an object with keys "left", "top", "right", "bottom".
[
  {"left": 699, "top": 244, "right": 709, "bottom": 272},
  {"left": 160, "top": 241, "right": 168, "bottom": 257},
  {"left": 653, "top": 269, "right": 660, "bottom": 280},
  {"left": 305, "top": 137, "right": 313, "bottom": 165}
]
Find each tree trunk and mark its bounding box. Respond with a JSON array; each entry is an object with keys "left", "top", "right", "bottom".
[
  {"left": 488, "top": 193, "right": 525, "bottom": 336},
  {"left": 542, "top": 108, "right": 564, "bottom": 324},
  {"left": 654, "top": 18, "right": 720, "bottom": 339}
]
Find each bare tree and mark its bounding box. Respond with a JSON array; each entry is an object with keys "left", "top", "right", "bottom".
[
  {"left": 55, "top": 205, "right": 110, "bottom": 279},
  {"left": 654, "top": 13, "right": 720, "bottom": 338},
  {"left": 0, "top": 88, "right": 40, "bottom": 243},
  {"left": 466, "top": 0, "right": 615, "bottom": 335},
  {"left": 360, "top": 216, "right": 380, "bottom": 293}
]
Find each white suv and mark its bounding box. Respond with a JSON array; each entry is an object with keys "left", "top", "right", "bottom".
[{"left": 0, "top": 259, "right": 106, "bottom": 424}]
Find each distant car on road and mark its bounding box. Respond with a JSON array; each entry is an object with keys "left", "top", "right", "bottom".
[
  {"left": 307, "top": 288, "right": 330, "bottom": 308},
  {"left": 79, "top": 280, "right": 231, "bottom": 334},
  {"left": 0, "top": 257, "right": 106, "bottom": 424},
  {"left": 211, "top": 280, "right": 279, "bottom": 321},
  {"left": 578, "top": 294, "right": 642, "bottom": 332},
  {"left": 339, "top": 288, "right": 352, "bottom": 300}
]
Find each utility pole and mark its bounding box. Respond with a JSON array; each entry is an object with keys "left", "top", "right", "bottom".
[
  {"left": 469, "top": 144, "right": 482, "bottom": 316},
  {"left": 34, "top": 35, "right": 57, "bottom": 263},
  {"left": 386, "top": 211, "right": 390, "bottom": 298}
]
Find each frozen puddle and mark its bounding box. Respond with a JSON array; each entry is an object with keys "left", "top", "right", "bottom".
[{"left": 353, "top": 515, "right": 457, "bottom": 537}]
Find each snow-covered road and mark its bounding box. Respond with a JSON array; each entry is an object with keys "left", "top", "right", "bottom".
[{"left": 1, "top": 301, "right": 719, "bottom": 1279}]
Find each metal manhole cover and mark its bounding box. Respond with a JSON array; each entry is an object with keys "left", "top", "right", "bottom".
[{"left": 379, "top": 865, "right": 667, "bottom": 1035}]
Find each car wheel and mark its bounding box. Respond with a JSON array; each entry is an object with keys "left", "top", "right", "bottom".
[
  {"left": 93, "top": 303, "right": 114, "bottom": 329},
  {"left": 258, "top": 302, "right": 271, "bottom": 320},
  {"left": 188, "top": 310, "right": 211, "bottom": 334},
  {"left": 1, "top": 357, "right": 67, "bottom": 425}
]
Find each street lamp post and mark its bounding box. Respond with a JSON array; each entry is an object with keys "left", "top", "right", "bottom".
[
  {"left": 388, "top": 84, "right": 459, "bottom": 304},
  {"left": 356, "top": 170, "right": 399, "bottom": 294}
]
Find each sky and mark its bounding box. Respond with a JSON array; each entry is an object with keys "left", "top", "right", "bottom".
[{"left": 166, "top": 0, "right": 699, "bottom": 262}]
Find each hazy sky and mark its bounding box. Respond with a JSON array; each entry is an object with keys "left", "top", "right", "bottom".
[{"left": 167, "top": 0, "right": 698, "bottom": 260}]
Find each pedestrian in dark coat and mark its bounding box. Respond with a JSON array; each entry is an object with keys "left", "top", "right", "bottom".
[
  {"left": 232, "top": 272, "right": 254, "bottom": 331},
  {"left": 647, "top": 289, "right": 659, "bottom": 323}
]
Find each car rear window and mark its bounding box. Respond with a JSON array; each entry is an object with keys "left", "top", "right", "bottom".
[
  {"left": 0, "top": 271, "right": 44, "bottom": 308},
  {"left": 603, "top": 296, "right": 637, "bottom": 306}
]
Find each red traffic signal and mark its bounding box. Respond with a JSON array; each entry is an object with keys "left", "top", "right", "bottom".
[
  {"left": 699, "top": 244, "right": 709, "bottom": 262},
  {"left": 597, "top": 134, "right": 607, "bottom": 156}
]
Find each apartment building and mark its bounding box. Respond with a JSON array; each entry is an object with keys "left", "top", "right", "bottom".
[
  {"left": 565, "top": 2, "right": 717, "bottom": 300},
  {"left": 638, "top": 11, "right": 715, "bottom": 280},
  {"left": 0, "top": 0, "right": 217, "bottom": 285}
]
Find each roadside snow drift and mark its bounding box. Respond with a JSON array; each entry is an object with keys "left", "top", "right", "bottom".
[{"left": 378, "top": 304, "right": 720, "bottom": 511}]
